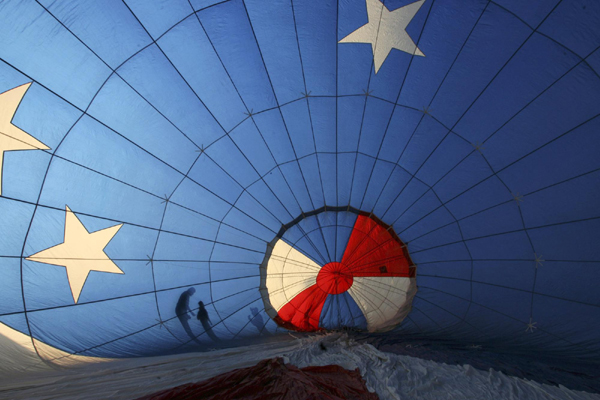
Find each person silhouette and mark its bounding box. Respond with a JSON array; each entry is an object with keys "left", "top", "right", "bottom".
[
  {"left": 175, "top": 287, "right": 201, "bottom": 344},
  {"left": 248, "top": 307, "right": 266, "bottom": 333},
  {"left": 197, "top": 301, "right": 219, "bottom": 342}
]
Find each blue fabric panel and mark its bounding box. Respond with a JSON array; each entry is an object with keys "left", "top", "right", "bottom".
[
  {"left": 485, "top": 63, "right": 600, "bottom": 171},
  {"left": 56, "top": 116, "right": 182, "bottom": 196},
  {"left": 412, "top": 241, "right": 472, "bottom": 264},
  {"left": 293, "top": 0, "right": 337, "bottom": 96},
  {"left": 456, "top": 33, "right": 580, "bottom": 144},
  {"left": 499, "top": 117, "right": 600, "bottom": 199},
  {"left": 190, "top": 0, "right": 224, "bottom": 11},
  {"left": 536, "top": 261, "right": 600, "bottom": 305},
  {"left": 433, "top": 153, "right": 493, "bottom": 203},
  {"left": 38, "top": 158, "right": 165, "bottom": 229},
  {"left": 472, "top": 260, "right": 535, "bottom": 292},
  {"left": 39, "top": 0, "right": 151, "bottom": 69},
  {"left": 418, "top": 260, "right": 472, "bottom": 281},
  {"left": 430, "top": 3, "right": 532, "bottom": 128},
  {"left": 320, "top": 292, "right": 367, "bottom": 330},
  {"left": 318, "top": 153, "right": 338, "bottom": 206},
  {"left": 358, "top": 98, "right": 395, "bottom": 158},
  {"left": 445, "top": 176, "right": 511, "bottom": 220},
  {"left": 309, "top": 98, "right": 337, "bottom": 153},
  {"left": 118, "top": 45, "right": 224, "bottom": 147},
  {"left": 379, "top": 106, "right": 424, "bottom": 163},
  {"left": 459, "top": 202, "right": 523, "bottom": 240},
  {"left": 400, "top": 202, "right": 457, "bottom": 243},
  {"left": 405, "top": 223, "right": 464, "bottom": 251},
  {"left": 298, "top": 154, "right": 326, "bottom": 209},
  {"left": 0, "top": 257, "right": 24, "bottom": 315},
  {"left": 261, "top": 168, "right": 303, "bottom": 217},
  {"left": 230, "top": 119, "right": 278, "bottom": 177},
  {"left": 252, "top": 109, "right": 297, "bottom": 164},
  {"left": 336, "top": 212, "right": 358, "bottom": 261},
  {"left": 361, "top": 160, "right": 395, "bottom": 211},
  {"left": 416, "top": 134, "right": 473, "bottom": 187},
  {"left": 160, "top": 202, "right": 220, "bottom": 242},
  {"left": 224, "top": 192, "right": 280, "bottom": 240},
  {"left": 398, "top": 117, "right": 450, "bottom": 176},
  {"left": 283, "top": 226, "right": 327, "bottom": 267},
  {"left": 520, "top": 171, "right": 600, "bottom": 229},
  {"left": 348, "top": 154, "right": 376, "bottom": 209},
  {"left": 395, "top": 189, "right": 444, "bottom": 232},
  {"left": 205, "top": 137, "right": 260, "bottom": 188},
  {"left": 244, "top": 0, "right": 305, "bottom": 105},
  {"left": 158, "top": 16, "right": 247, "bottom": 133},
  {"left": 281, "top": 101, "right": 315, "bottom": 159},
  {"left": 539, "top": 0, "right": 600, "bottom": 58},
  {"left": 278, "top": 162, "right": 314, "bottom": 211},
  {"left": 399, "top": 0, "right": 487, "bottom": 107},
  {"left": 88, "top": 76, "right": 198, "bottom": 174},
  {"left": 189, "top": 155, "right": 244, "bottom": 204},
  {"left": 384, "top": 178, "right": 429, "bottom": 223},
  {"left": 154, "top": 232, "right": 215, "bottom": 263},
  {"left": 28, "top": 293, "right": 158, "bottom": 355},
  {"left": 372, "top": 166, "right": 412, "bottom": 218},
  {"left": 124, "top": 0, "right": 191, "bottom": 39},
  {"left": 466, "top": 231, "right": 533, "bottom": 261},
  {"left": 0, "top": 1, "right": 111, "bottom": 108},
  {"left": 246, "top": 179, "right": 295, "bottom": 224},
  {"left": 336, "top": 153, "right": 355, "bottom": 206},
  {"left": 198, "top": 0, "right": 277, "bottom": 112},
  {"left": 494, "top": 0, "right": 560, "bottom": 28},
  {"left": 337, "top": 96, "right": 364, "bottom": 152},
  {"left": 216, "top": 225, "right": 267, "bottom": 254},
  {"left": 0, "top": 199, "right": 34, "bottom": 256}
]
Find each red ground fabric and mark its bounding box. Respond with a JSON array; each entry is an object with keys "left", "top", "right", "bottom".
[{"left": 136, "top": 357, "right": 379, "bottom": 400}]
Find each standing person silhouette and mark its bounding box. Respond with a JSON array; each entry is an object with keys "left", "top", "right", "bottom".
[
  {"left": 248, "top": 307, "right": 266, "bottom": 333},
  {"left": 175, "top": 287, "right": 201, "bottom": 344},
  {"left": 197, "top": 301, "right": 220, "bottom": 342}
]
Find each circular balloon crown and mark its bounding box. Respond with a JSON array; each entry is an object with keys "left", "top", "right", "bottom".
[{"left": 259, "top": 206, "right": 416, "bottom": 333}]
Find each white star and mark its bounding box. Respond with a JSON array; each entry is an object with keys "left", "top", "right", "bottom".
[
  {"left": 26, "top": 206, "right": 124, "bottom": 303},
  {"left": 0, "top": 83, "right": 50, "bottom": 196},
  {"left": 339, "top": 0, "right": 426, "bottom": 73}
]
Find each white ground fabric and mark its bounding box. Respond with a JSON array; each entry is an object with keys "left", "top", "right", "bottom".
[
  {"left": 286, "top": 335, "right": 600, "bottom": 400},
  {"left": 0, "top": 328, "right": 598, "bottom": 400}
]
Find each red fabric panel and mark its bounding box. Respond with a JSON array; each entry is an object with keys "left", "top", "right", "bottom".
[
  {"left": 342, "top": 215, "right": 414, "bottom": 278},
  {"left": 316, "top": 262, "right": 354, "bottom": 294},
  {"left": 136, "top": 358, "right": 379, "bottom": 400},
  {"left": 276, "top": 284, "right": 328, "bottom": 331}
]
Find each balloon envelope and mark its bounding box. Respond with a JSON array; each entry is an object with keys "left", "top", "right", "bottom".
[{"left": 0, "top": 0, "right": 599, "bottom": 365}]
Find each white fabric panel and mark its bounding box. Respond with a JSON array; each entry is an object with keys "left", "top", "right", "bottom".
[
  {"left": 348, "top": 276, "right": 416, "bottom": 332},
  {"left": 265, "top": 239, "right": 321, "bottom": 312}
]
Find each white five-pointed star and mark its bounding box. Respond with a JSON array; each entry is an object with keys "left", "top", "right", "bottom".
[
  {"left": 0, "top": 83, "right": 50, "bottom": 196},
  {"left": 339, "top": 0, "right": 426, "bottom": 73},
  {"left": 26, "top": 206, "right": 124, "bottom": 303}
]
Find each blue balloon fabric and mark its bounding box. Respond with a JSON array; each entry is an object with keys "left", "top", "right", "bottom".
[{"left": 0, "top": 0, "right": 599, "bottom": 362}]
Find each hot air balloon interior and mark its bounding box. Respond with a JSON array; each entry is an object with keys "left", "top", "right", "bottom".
[{"left": 0, "top": 0, "right": 599, "bottom": 399}]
